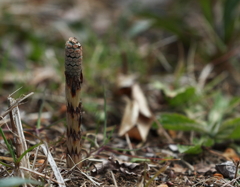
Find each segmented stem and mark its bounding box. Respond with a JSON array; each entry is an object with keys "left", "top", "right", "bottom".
[{"left": 65, "top": 37, "right": 83, "bottom": 168}]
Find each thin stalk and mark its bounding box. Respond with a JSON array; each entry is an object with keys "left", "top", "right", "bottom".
[
  {"left": 37, "top": 91, "right": 46, "bottom": 129},
  {"left": 0, "top": 127, "right": 16, "bottom": 162},
  {"left": 103, "top": 88, "right": 108, "bottom": 145},
  {"left": 65, "top": 37, "right": 83, "bottom": 168},
  {"left": 8, "top": 96, "right": 30, "bottom": 178}
]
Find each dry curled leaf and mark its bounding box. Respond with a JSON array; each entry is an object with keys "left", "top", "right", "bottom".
[{"left": 117, "top": 74, "right": 153, "bottom": 141}]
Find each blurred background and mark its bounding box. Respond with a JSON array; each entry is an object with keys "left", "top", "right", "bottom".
[{"left": 1, "top": 0, "right": 240, "bottom": 145}]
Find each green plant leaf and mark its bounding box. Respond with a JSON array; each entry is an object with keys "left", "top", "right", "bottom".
[
  {"left": 227, "top": 97, "right": 240, "bottom": 113},
  {"left": 138, "top": 12, "right": 193, "bottom": 43},
  {"left": 223, "top": 0, "right": 240, "bottom": 42},
  {"left": 16, "top": 142, "right": 42, "bottom": 164},
  {"left": 103, "top": 87, "right": 108, "bottom": 145},
  {"left": 168, "top": 87, "right": 196, "bottom": 107},
  {"left": 139, "top": 12, "right": 182, "bottom": 35},
  {"left": 159, "top": 113, "right": 206, "bottom": 133},
  {"left": 228, "top": 125, "right": 240, "bottom": 140},
  {"left": 177, "top": 144, "right": 202, "bottom": 154},
  {"left": 151, "top": 82, "right": 195, "bottom": 101},
  {"left": 0, "top": 127, "right": 16, "bottom": 162},
  {"left": 207, "top": 93, "right": 229, "bottom": 128},
  {"left": 202, "top": 137, "right": 215, "bottom": 147},
  {"left": 178, "top": 137, "right": 214, "bottom": 155},
  {"left": 199, "top": 0, "right": 214, "bottom": 25},
  {"left": 0, "top": 177, "right": 41, "bottom": 187},
  {"left": 28, "top": 36, "right": 44, "bottom": 62},
  {"left": 219, "top": 117, "right": 240, "bottom": 139},
  {"left": 0, "top": 160, "right": 13, "bottom": 168},
  {"left": 220, "top": 117, "right": 240, "bottom": 131},
  {"left": 203, "top": 73, "right": 228, "bottom": 94},
  {"left": 192, "top": 137, "right": 214, "bottom": 147}
]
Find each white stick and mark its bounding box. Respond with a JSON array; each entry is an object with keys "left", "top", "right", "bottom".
[{"left": 40, "top": 144, "right": 66, "bottom": 187}]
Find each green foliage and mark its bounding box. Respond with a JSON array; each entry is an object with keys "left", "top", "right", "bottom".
[
  {"left": 0, "top": 177, "right": 41, "bottom": 187},
  {"left": 198, "top": 0, "right": 240, "bottom": 64},
  {"left": 0, "top": 126, "right": 42, "bottom": 169},
  {"left": 199, "top": 0, "right": 240, "bottom": 43},
  {"left": 167, "top": 87, "right": 196, "bottom": 107},
  {"left": 159, "top": 92, "right": 240, "bottom": 139},
  {"left": 222, "top": 0, "right": 240, "bottom": 42},
  {"left": 0, "top": 160, "right": 12, "bottom": 168},
  {"left": 199, "top": 0, "right": 213, "bottom": 26},
  {"left": 219, "top": 118, "right": 240, "bottom": 139},
  {"left": 138, "top": 0, "right": 240, "bottom": 71},
  {"left": 0, "top": 127, "right": 16, "bottom": 162},
  {"left": 27, "top": 36, "right": 45, "bottom": 63},
  {"left": 139, "top": 11, "right": 195, "bottom": 45},
  {"left": 178, "top": 144, "right": 202, "bottom": 155},
  {"left": 177, "top": 137, "right": 214, "bottom": 154},
  {"left": 152, "top": 82, "right": 196, "bottom": 106},
  {"left": 103, "top": 88, "right": 108, "bottom": 145},
  {"left": 159, "top": 113, "right": 205, "bottom": 133},
  {"left": 155, "top": 76, "right": 240, "bottom": 154},
  {"left": 16, "top": 142, "right": 42, "bottom": 164}
]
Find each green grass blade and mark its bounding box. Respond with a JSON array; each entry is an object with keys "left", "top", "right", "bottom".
[
  {"left": 223, "top": 0, "right": 240, "bottom": 42},
  {"left": 199, "top": 0, "right": 214, "bottom": 25},
  {"left": 103, "top": 88, "right": 108, "bottom": 145},
  {"left": 103, "top": 126, "right": 115, "bottom": 145},
  {"left": 37, "top": 91, "right": 46, "bottom": 129},
  {"left": 0, "top": 160, "right": 13, "bottom": 168},
  {"left": 0, "top": 127, "right": 16, "bottom": 162},
  {"left": 145, "top": 165, "right": 168, "bottom": 187},
  {"left": 138, "top": 12, "right": 186, "bottom": 40},
  {"left": 16, "top": 142, "right": 42, "bottom": 164}
]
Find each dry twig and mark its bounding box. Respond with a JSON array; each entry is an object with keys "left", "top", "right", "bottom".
[{"left": 8, "top": 93, "right": 33, "bottom": 179}]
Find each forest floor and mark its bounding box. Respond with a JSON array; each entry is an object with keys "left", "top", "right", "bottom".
[{"left": 1, "top": 0, "right": 240, "bottom": 187}]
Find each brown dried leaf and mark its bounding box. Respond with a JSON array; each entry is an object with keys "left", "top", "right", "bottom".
[
  {"left": 116, "top": 74, "right": 138, "bottom": 89},
  {"left": 118, "top": 97, "right": 153, "bottom": 141},
  {"left": 119, "top": 87, "right": 152, "bottom": 141},
  {"left": 117, "top": 74, "right": 153, "bottom": 141},
  {"left": 132, "top": 84, "right": 151, "bottom": 118},
  {"left": 118, "top": 98, "right": 139, "bottom": 137}
]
